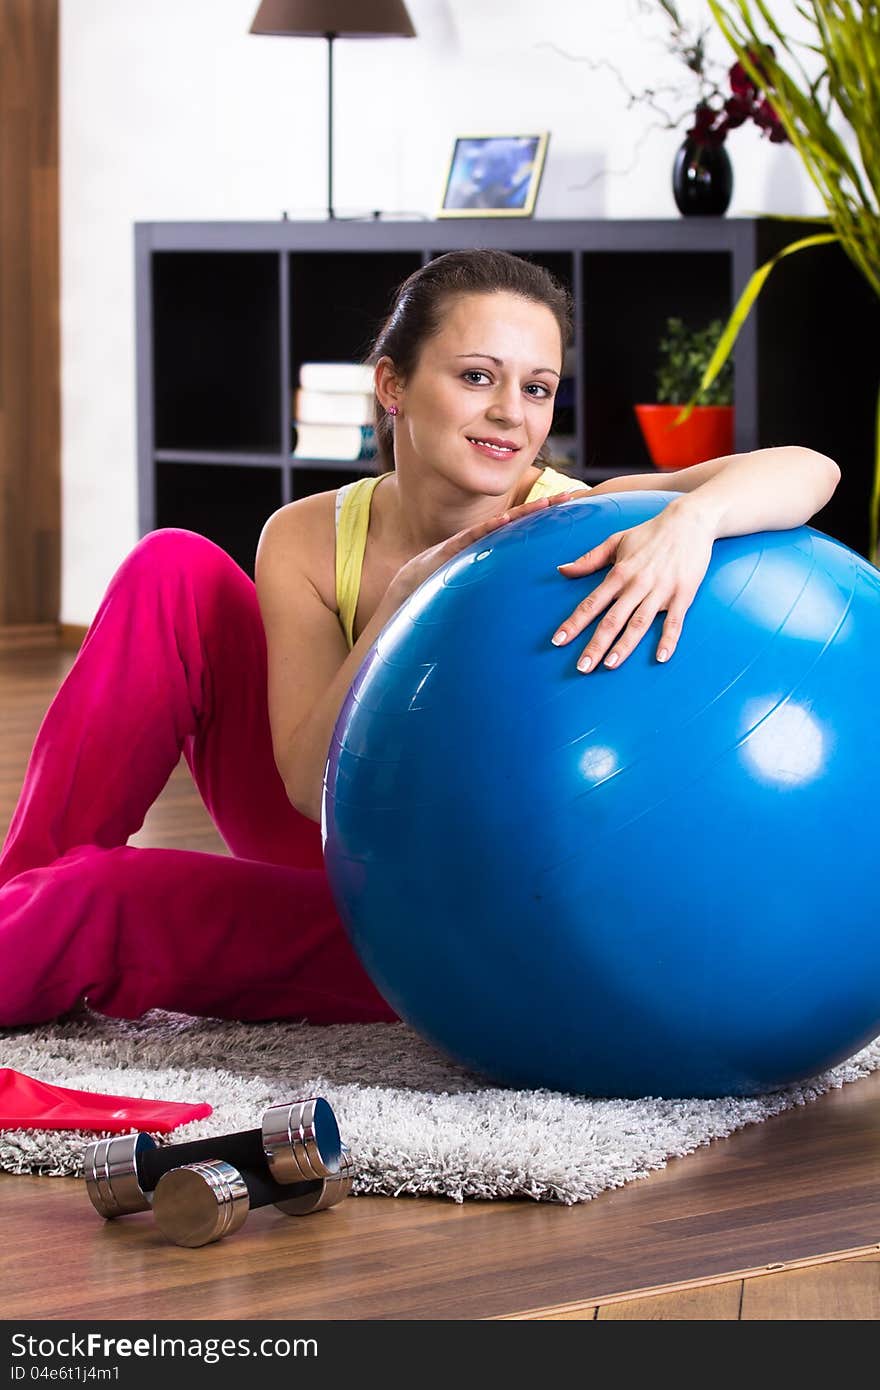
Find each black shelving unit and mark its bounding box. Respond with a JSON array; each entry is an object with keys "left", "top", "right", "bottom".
[{"left": 136, "top": 218, "right": 878, "bottom": 575}]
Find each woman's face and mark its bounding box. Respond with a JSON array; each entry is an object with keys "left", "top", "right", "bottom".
[{"left": 395, "top": 291, "right": 563, "bottom": 494}]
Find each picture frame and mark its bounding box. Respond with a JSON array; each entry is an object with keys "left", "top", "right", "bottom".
[{"left": 437, "top": 134, "right": 549, "bottom": 219}]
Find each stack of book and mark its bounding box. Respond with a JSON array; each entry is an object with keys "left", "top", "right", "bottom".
[{"left": 291, "top": 362, "right": 378, "bottom": 462}]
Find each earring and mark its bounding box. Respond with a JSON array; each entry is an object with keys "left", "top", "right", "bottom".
[{"left": 388, "top": 405, "right": 399, "bottom": 417}]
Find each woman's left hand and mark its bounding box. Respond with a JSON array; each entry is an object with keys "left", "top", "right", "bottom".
[{"left": 551, "top": 499, "right": 715, "bottom": 671}]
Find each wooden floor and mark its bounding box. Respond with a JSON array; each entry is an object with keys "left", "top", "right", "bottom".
[{"left": 1, "top": 646, "right": 879, "bottom": 1321}]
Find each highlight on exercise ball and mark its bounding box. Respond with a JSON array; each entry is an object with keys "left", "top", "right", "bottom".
[{"left": 322, "top": 492, "right": 880, "bottom": 1099}]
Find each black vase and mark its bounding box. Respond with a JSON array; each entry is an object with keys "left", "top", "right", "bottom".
[{"left": 672, "top": 138, "right": 733, "bottom": 216}]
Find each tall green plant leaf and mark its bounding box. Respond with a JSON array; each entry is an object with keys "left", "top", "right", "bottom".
[
  {"left": 676, "top": 230, "right": 839, "bottom": 422},
  {"left": 705, "top": 0, "right": 880, "bottom": 559}
]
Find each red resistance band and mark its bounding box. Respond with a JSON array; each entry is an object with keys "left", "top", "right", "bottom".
[{"left": 0, "top": 1068, "right": 212, "bottom": 1133}]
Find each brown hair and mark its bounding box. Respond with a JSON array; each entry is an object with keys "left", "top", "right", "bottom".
[{"left": 365, "top": 250, "right": 573, "bottom": 474}]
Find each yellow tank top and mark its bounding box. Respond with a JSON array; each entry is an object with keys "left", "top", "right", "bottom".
[{"left": 335, "top": 464, "right": 585, "bottom": 649}]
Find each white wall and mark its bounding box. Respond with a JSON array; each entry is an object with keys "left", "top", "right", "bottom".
[{"left": 60, "top": 0, "right": 823, "bottom": 624}]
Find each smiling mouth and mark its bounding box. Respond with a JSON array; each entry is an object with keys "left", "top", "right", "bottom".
[{"left": 467, "top": 437, "right": 520, "bottom": 454}]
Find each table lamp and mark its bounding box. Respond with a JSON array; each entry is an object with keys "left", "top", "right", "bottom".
[{"left": 249, "top": 0, "right": 417, "bottom": 220}]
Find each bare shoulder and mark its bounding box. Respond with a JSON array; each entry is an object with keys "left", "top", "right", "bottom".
[{"left": 255, "top": 490, "right": 339, "bottom": 613}]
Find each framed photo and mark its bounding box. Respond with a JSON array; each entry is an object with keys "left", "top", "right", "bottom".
[{"left": 438, "top": 134, "right": 549, "bottom": 218}]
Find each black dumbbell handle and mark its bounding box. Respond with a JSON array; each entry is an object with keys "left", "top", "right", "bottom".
[
  {"left": 139, "top": 1132, "right": 325, "bottom": 1209},
  {"left": 138, "top": 1128, "right": 266, "bottom": 1189},
  {"left": 236, "top": 1166, "right": 324, "bottom": 1211}
]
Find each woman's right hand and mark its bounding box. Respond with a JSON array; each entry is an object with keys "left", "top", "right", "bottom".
[{"left": 388, "top": 492, "right": 582, "bottom": 606}]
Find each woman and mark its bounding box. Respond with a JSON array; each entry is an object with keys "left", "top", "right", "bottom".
[{"left": 0, "top": 250, "right": 840, "bottom": 1027}]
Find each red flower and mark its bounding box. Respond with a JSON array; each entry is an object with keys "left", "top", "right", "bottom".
[
  {"left": 752, "top": 95, "right": 787, "bottom": 141},
  {"left": 728, "top": 61, "right": 757, "bottom": 100},
  {"left": 687, "top": 46, "right": 788, "bottom": 148},
  {"left": 687, "top": 102, "right": 727, "bottom": 148},
  {"left": 723, "top": 93, "right": 752, "bottom": 129}
]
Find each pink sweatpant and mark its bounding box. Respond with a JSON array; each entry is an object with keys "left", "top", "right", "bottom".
[{"left": 0, "top": 528, "right": 397, "bottom": 1027}]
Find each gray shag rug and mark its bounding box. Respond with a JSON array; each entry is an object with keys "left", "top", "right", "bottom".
[{"left": 2, "top": 1010, "right": 879, "bottom": 1205}]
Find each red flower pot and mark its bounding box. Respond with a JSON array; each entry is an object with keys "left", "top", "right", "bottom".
[{"left": 634, "top": 404, "right": 734, "bottom": 471}]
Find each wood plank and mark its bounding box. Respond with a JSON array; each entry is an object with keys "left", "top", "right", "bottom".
[
  {"left": 532, "top": 1305, "right": 598, "bottom": 1320},
  {"left": 59, "top": 624, "right": 89, "bottom": 650},
  {"left": 742, "top": 1253, "right": 880, "bottom": 1321},
  {"left": 597, "top": 1283, "right": 742, "bottom": 1319},
  {"left": 505, "top": 1244, "right": 880, "bottom": 1318},
  {"left": 0, "top": 623, "right": 60, "bottom": 652}
]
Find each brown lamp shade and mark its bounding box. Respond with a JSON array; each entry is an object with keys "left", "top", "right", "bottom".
[{"left": 249, "top": 0, "right": 416, "bottom": 39}]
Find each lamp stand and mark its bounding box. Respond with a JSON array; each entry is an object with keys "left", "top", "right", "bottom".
[{"left": 326, "top": 31, "right": 335, "bottom": 220}]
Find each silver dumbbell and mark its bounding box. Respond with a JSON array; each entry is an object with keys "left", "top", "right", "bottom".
[
  {"left": 83, "top": 1131, "right": 157, "bottom": 1219},
  {"left": 84, "top": 1097, "right": 344, "bottom": 1219},
  {"left": 274, "top": 1144, "right": 355, "bottom": 1215},
  {"left": 151, "top": 1159, "right": 250, "bottom": 1248},
  {"left": 151, "top": 1145, "right": 355, "bottom": 1248}
]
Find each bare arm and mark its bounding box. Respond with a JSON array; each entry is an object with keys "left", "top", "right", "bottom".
[
  {"left": 292, "top": 588, "right": 410, "bottom": 822},
  {"left": 551, "top": 445, "right": 842, "bottom": 674},
  {"left": 255, "top": 499, "right": 405, "bottom": 823},
  {"left": 589, "top": 445, "right": 841, "bottom": 532}
]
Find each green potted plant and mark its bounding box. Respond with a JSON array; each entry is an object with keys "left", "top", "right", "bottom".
[{"left": 635, "top": 316, "right": 735, "bottom": 470}]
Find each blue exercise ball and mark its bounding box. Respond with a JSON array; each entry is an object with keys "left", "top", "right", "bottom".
[{"left": 323, "top": 493, "right": 880, "bottom": 1098}]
